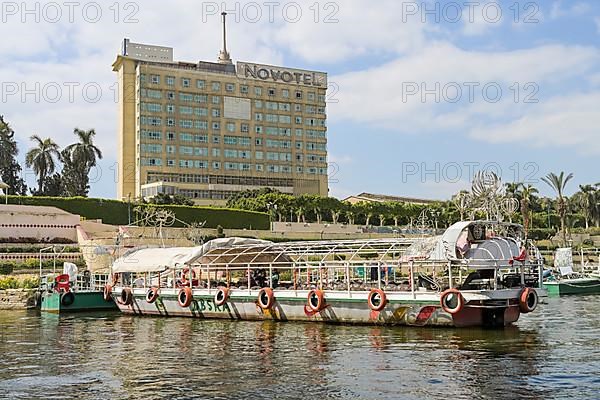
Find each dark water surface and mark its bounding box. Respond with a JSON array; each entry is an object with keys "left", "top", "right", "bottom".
[{"left": 1, "top": 295, "right": 599, "bottom": 400}]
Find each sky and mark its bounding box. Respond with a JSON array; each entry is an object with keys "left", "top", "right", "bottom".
[{"left": 1, "top": 0, "right": 599, "bottom": 201}]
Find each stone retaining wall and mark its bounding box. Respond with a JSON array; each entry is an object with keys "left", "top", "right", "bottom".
[{"left": 0, "top": 289, "right": 36, "bottom": 310}]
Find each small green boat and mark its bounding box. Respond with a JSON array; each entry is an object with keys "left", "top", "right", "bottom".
[
  {"left": 39, "top": 290, "right": 117, "bottom": 313},
  {"left": 37, "top": 264, "right": 117, "bottom": 313},
  {"left": 543, "top": 247, "right": 600, "bottom": 296},
  {"left": 543, "top": 276, "right": 600, "bottom": 296}
]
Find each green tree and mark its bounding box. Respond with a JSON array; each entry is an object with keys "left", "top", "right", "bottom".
[
  {"left": 516, "top": 183, "right": 538, "bottom": 239},
  {"left": 25, "top": 135, "right": 60, "bottom": 195},
  {"left": 0, "top": 116, "right": 27, "bottom": 195},
  {"left": 62, "top": 128, "right": 103, "bottom": 196},
  {"left": 573, "top": 185, "right": 597, "bottom": 229},
  {"left": 541, "top": 172, "right": 573, "bottom": 246}
]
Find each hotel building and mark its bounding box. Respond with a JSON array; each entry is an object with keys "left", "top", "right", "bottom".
[{"left": 112, "top": 14, "right": 328, "bottom": 205}]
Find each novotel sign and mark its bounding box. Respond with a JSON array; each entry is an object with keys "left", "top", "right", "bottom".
[{"left": 237, "top": 62, "right": 327, "bottom": 87}]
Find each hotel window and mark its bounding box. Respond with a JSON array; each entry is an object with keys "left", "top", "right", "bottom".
[
  {"left": 212, "top": 161, "right": 221, "bottom": 170},
  {"left": 282, "top": 89, "right": 289, "bottom": 98},
  {"left": 226, "top": 122, "right": 235, "bottom": 132},
  {"left": 240, "top": 123, "right": 249, "bottom": 133},
  {"left": 195, "top": 94, "right": 208, "bottom": 103},
  {"left": 296, "top": 154, "right": 303, "bottom": 161},
  {"left": 254, "top": 100, "right": 263, "bottom": 108},
  {"left": 167, "top": 118, "right": 176, "bottom": 127},
  {"left": 212, "top": 96, "right": 220, "bottom": 104},
  {"left": 182, "top": 78, "right": 191, "bottom": 88},
  {"left": 167, "top": 104, "right": 175, "bottom": 114},
  {"left": 180, "top": 133, "right": 193, "bottom": 142},
  {"left": 268, "top": 88, "right": 275, "bottom": 96},
  {"left": 225, "top": 83, "right": 235, "bottom": 92},
  {"left": 180, "top": 106, "right": 193, "bottom": 115},
  {"left": 224, "top": 149, "right": 238, "bottom": 158},
  {"left": 165, "top": 76, "right": 175, "bottom": 86},
  {"left": 212, "top": 136, "right": 220, "bottom": 144},
  {"left": 255, "top": 125, "right": 263, "bottom": 134},
  {"left": 195, "top": 120, "right": 208, "bottom": 130},
  {"left": 166, "top": 145, "right": 175, "bottom": 154},
  {"left": 256, "top": 164, "right": 263, "bottom": 171},
  {"left": 307, "top": 92, "right": 315, "bottom": 101},
  {"left": 294, "top": 104, "right": 301, "bottom": 112},
  {"left": 180, "top": 93, "right": 193, "bottom": 102},
  {"left": 212, "top": 122, "right": 220, "bottom": 131},
  {"left": 195, "top": 107, "right": 208, "bottom": 117},
  {"left": 318, "top": 94, "right": 326, "bottom": 103},
  {"left": 295, "top": 116, "right": 302, "bottom": 124},
  {"left": 167, "top": 159, "right": 175, "bottom": 167},
  {"left": 196, "top": 79, "right": 205, "bottom": 89},
  {"left": 255, "top": 113, "right": 263, "bottom": 121},
  {"left": 212, "top": 108, "right": 221, "bottom": 117},
  {"left": 167, "top": 92, "right": 175, "bottom": 100},
  {"left": 141, "top": 130, "right": 162, "bottom": 140},
  {"left": 296, "top": 166, "right": 303, "bottom": 173},
  {"left": 255, "top": 151, "right": 263, "bottom": 160},
  {"left": 240, "top": 85, "right": 248, "bottom": 94},
  {"left": 295, "top": 129, "right": 303, "bottom": 137},
  {"left": 141, "top": 116, "right": 162, "bottom": 126},
  {"left": 180, "top": 146, "right": 193, "bottom": 155},
  {"left": 194, "top": 134, "right": 208, "bottom": 143},
  {"left": 194, "top": 161, "right": 208, "bottom": 169},
  {"left": 279, "top": 115, "right": 291, "bottom": 124},
  {"left": 266, "top": 114, "right": 277, "bottom": 123},
  {"left": 254, "top": 86, "right": 262, "bottom": 96},
  {"left": 295, "top": 142, "right": 302, "bottom": 149},
  {"left": 255, "top": 138, "right": 262, "bottom": 146},
  {"left": 194, "top": 147, "right": 208, "bottom": 156},
  {"left": 212, "top": 148, "right": 221, "bottom": 157},
  {"left": 295, "top": 90, "right": 303, "bottom": 99},
  {"left": 211, "top": 82, "right": 221, "bottom": 91},
  {"left": 279, "top": 103, "right": 290, "bottom": 111},
  {"left": 167, "top": 132, "right": 176, "bottom": 141},
  {"left": 151, "top": 75, "right": 160, "bottom": 84}
]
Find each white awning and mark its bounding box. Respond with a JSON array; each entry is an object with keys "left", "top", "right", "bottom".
[{"left": 111, "top": 238, "right": 272, "bottom": 273}]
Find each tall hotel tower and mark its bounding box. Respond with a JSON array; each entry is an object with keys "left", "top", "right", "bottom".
[{"left": 112, "top": 13, "right": 328, "bottom": 205}]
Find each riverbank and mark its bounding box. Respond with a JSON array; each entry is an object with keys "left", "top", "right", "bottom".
[{"left": 0, "top": 288, "right": 36, "bottom": 310}]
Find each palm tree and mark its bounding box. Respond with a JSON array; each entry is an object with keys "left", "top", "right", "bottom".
[
  {"left": 517, "top": 183, "right": 538, "bottom": 239},
  {"left": 574, "top": 185, "right": 596, "bottom": 229},
  {"left": 63, "top": 128, "right": 102, "bottom": 196},
  {"left": 541, "top": 172, "right": 573, "bottom": 245},
  {"left": 25, "top": 135, "right": 60, "bottom": 194}
]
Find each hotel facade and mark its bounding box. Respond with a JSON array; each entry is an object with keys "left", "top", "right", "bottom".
[{"left": 112, "top": 23, "right": 328, "bottom": 205}]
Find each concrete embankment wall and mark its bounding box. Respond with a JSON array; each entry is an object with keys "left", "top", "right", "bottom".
[{"left": 0, "top": 289, "right": 36, "bottom": 310}]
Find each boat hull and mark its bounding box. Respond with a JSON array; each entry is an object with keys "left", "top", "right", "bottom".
[
  {"left": 112, "top": 288, "right": 529, "bottom": 328},
  {"left": 543, "top": 278, "right": 600, "bottom": 296},
  {"left": 40, "top": 291, "right": 117, "bottom": 313}
]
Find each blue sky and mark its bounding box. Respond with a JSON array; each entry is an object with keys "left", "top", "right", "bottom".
[{"left": 1, "top": 0, "right": 599, "bottom": 200}]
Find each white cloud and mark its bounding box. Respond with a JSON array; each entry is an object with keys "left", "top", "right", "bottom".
[
  {"left": 461, "top": 1, "right": 504, "bottom": 36},
  {"left": 550, "top": 1, "right": 591, "bottom": 19},
  {"left": 328, "top": 43, "right": 600, "bottom": 152}
]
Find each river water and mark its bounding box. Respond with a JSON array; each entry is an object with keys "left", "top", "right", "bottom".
[{"left": 1, "top": 295, "right": 599, "bottom": 400}]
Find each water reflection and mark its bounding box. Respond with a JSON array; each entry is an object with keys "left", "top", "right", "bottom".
[{"left": 0, "top": 297, "right": 599, "bottom": 400}]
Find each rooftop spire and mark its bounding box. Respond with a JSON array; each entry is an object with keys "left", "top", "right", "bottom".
[{"left": 217, "top": 12, "right": 232, "bottom": 64}]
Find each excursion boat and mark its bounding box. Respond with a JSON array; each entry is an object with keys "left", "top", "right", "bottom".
[
  {"left": 106, "top": 221, "right": 546, "bottom": 328},
  {"left": 38, "top": 262, "right": 117, "bottom": 313}
]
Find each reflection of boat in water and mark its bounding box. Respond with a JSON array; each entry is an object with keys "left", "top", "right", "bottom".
[
  {"left": 543, "top": 248, "right": 600, "bottom": 295},
  {"left": 107, "top": 221, "right": 546, "bottom": 328}
]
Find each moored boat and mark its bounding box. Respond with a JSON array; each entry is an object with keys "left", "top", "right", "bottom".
[
  {"left": 38, "top": 263, "right": 117, "bottom": 313},
  {"left": 543, "top": 247, "right": 600, "bottom": 296},
  {"left": 107, "top": 221, "right": 546, "bottom": 328}
]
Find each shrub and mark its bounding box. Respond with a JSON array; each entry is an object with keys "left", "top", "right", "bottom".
[
  {"left": 7, "top": 195, "right": 270, "bottom": 230},
  {"left": 0, "top": 262, "right": 15, "bottom": 274},
  {"left": 0, "top": 276, "right": 19, "bottom": 289}
]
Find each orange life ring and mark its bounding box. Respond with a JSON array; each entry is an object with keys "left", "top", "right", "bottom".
[
  {"left": 519, "top": 287, "right": 538, "bottom": 313},
  {"left": 146, "top": 286, "right": 159, "bottom": 304},
  {"left": 119, "top": 287, "right": 133, "bottom": 306},
  {"left": 367, "top": 288, "right": 387, "bottom": 312},
  {"left": 440, "top": 288, "right": 464, "bottom": 314},
  {"left": 180, "top": 268, "right": 197, "bottom": 286},
  {"left": 214, "top": 287, "right": 229, "bottom": 307},
  {"left": 307, "top": 289, "right": 326, "bottom": 313},
  {"left": 103, "top": 284, "right": 113, "bottom": 302},
  {"left": 178, "top": 286, "right": 193, "bottom": 308},
  {"left": 257, "top": 288, "right": 275, "bottom": 310}
]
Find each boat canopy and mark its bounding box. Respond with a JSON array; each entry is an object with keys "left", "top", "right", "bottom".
[{"left": 111, "top": 238, "right": 271, "bottom": 273}]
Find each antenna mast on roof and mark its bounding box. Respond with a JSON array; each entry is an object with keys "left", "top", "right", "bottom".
[{"left": 217, "top": 12, "right": 232, "bottom": 64}]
